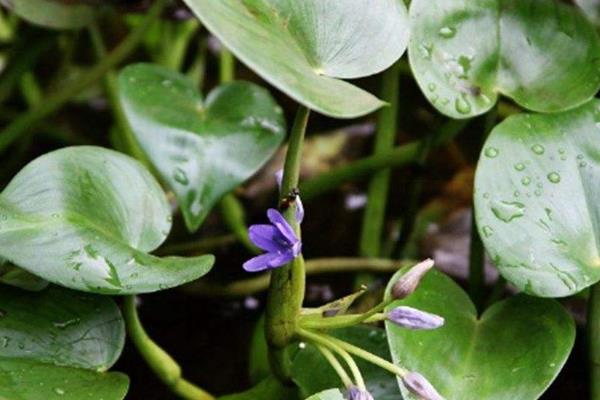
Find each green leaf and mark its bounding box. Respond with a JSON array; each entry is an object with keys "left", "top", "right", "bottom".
[
  {"left": 0, "top": 146, "right": 214, "bottom": 295},
  {"left": 118, "top": 63, "right": 286, "bottom": 231},
  {"left": 292, "top": 326, "right": 398, "bottom": 399},
  {"left": 474, "top": 99, "right": 600, "bottom": 297},
  {"left": 6, "top": 0, "right": 95, "bottom": 30},
  {"left": 409, "top": 0, "right": 600, "bottom": 119},
  {"left": 218, "top": 377, "right": 298, "bottom": 400},
  {"left": 182, "top": 0, "right": 409, "bottom": 118},
  {"left": 0, "top": 286, "right": 129, "bottom": 399},
  {"left": 304, "top": 389, "right": 344, "bottom": 400},
  {"left": 385, "top": 269, "right": 575, "bottom": 400}
]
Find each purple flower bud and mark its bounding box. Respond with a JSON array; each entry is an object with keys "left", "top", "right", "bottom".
[
  {"left": 392, "top": 259, "right": 434, "bottom": 300},
  {"left": 387, "top": 306, "right": 444, "bottom": 330},
  {"left": 347, "top": 387, "right": 374, "bottom": 400},
  {"left": 402, "top": 372, "right": 445, "bottom": 400}
]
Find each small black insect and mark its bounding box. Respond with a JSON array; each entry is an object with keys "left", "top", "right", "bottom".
[{"left": 280, "top": 188, "right": 300, "bottom": 210}]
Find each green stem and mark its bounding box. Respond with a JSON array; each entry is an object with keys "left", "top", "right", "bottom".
[
  {"left": 219, "top": 48, "right": 235, "bottom": 83},
  {"left": 123, "top": 296, "right": 215, "bottom": 400},
  {"left": 88, "top": 22, "right": 148, "bottom": 164},
  {"left": 589, "top": 283, "right": 600, "bottom": 400},
  {"left": 0, "top": 0, "right": 167, "bottom": 153},
  {"left": 316, "top": 345, "right": 353, "bottom": 388},
  {"left": 265, "top": 106, "right": 310, "bottom": 381},
  {"left": 298, "top": 329, "right": 407, "bottom": 378},
  {"left": 184, "top": 258, "right": 414, "bottom": 297},
  {"left": 300, "top": 302, "right": 390, "bottom": 330},
  {"left": 359, "top": 62, "right": 400, "bottom": 259}
]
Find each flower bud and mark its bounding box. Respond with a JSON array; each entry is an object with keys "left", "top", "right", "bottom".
[
  {"left": 402, "top": 372, "right": 445, "bottom": 400},
  {"left": 387, "top": 306, "right": 444, "bottom": 330},
  {"left": 392, "top": 258, "right": 434, "bottom": 300},
  {"left": 347, "top": 387, "right": 374, "bottom": 400}
]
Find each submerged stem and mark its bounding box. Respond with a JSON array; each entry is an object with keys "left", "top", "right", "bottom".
[
  {"left": 316, "top": 345, "right": 354, "bottom": 388},
  {"left": 123, "top": 296, "right": 215, "bottom": 400},
  {"left": 265, "top": 106, "right": 310, "bottom": 381}
]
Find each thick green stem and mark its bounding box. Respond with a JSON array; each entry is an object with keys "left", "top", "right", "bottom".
[
  {"left": 219, "top": 48, "right": 235, "bottom": 83},
  {"left": 589, "top": 283, "right": 600, "bottom": 400},
  {"left": 183, "top": 258, "right": 416, "bottom": 297},
  {"left": 0, "top": 0, "right": 167, "bottom": 153},
  {"left": 359, "top": 62, "right": 400, "bottom": 259},
  {"left": 265, "top": 106, "right": 310, "bottom": 381},
  {"left": 123, "top": 296, "right": 215, "bottom": 400}
]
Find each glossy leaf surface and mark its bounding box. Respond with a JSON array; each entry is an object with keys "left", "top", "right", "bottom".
[
  {"left": 182, "top": 0, "right": 409, "bottom": 118},
  {"left": 0, "top": 286, "right": 129, "bottom": 399},
  {"left": 409, "top": 0, "right": 600, "bottom": 118},
  {"left": 0, "top": 259, "right": 48, "bottom": 291},
  {"left": 475, "top": 100, "right": 600, "bottom": 297},
  {"left": 385, "top": 269, "right": 575, "bottom": 400},
  {"left": 0, "top": 146, "right": 214, "bottom": 294},
  {"left": 292, "top": 326, "right": 398, "bottom": 399},
  {"left": 6, "top": 0, "right": 94, "bottom": 30},
  {"left": 118, "top": 64, "right": 286, "bottom": 231}
]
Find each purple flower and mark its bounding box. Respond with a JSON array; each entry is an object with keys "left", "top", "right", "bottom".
[
  {"left": 243, "top": 208, "right": 302, "bottom": 273},
  {"left": 402, "top": 372, "right": 445, "bottom": 400},
  {"left": 347, "top": 387, "right": 374, "bottom": 400},
  {"left": 387, "top": 306, "right": 444, "bottom": 330}
]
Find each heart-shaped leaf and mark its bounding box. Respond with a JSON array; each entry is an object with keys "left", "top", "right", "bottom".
[
  {"left": 385, "top": 269, "right": 575, "bottom": 400},
  {"left": 182, "top": 0, "right": 409, "bottom": 118},
  {"left": 305, "top": 389, "right": 344, "bottom": 400},
  {"left": 118, "top": 63, "right": 286, "bottom": 231},
  {"left": 0, "top": 146, "right": 214, "bottom": 295},
  {"left": 409, "top": 0, "right": 600, "bottom": 119},
  {"left": 292, "top": 326, "right": 398, "bottom": 399},
  {"left": 218, "top": 377, "right": 298, "bottom": 400},
  {"left": 475, "top": 99, "right": 600, "bottom": 297},
  {"left": 0, "top": 286, "right": 129, "bottom": 399},
  {"left": 6, "top": 0, "right": 95, "bottom": 30}
]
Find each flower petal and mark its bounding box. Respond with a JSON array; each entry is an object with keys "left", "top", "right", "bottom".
[
  {"left": 267, "top": 208, "right": 298, "bottom": 245},
  {"left": 243, "top": 253, "right": 282, "bottom": 273},
  {"left": 248, "top": 224, "right": 287, "bottom": 252},
  {"left": 266, "top": 249, "right": 297, "bottom": 268}
]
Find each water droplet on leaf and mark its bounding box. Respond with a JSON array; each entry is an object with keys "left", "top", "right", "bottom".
[
  {"left": 438, "top": 26, "right": 456, "bottom": 38},
  {"left": 491, "top": 201, "right": 525, "bottom": 223},
  {"left": 547, "top": 172, "right": 561, "bottom": 184},
  {"left": 531, "top": 144, "right": 545, "bottom": 155}
]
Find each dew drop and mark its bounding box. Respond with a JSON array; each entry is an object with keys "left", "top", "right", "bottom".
[
  {"left": 419, "top": 42, "right": 433, "bottom": 60},
  {"left": 427, "top": 82, "right": 437, "bottom": 92},
  {"left": 53, "top": 318, "right": 81, "bottom": 330},
  {"left": 438, "top": 26, "right": 456, "bottom": 38},
  {"left": 161, "top": 79, "right": 173, "bottom": 88},
  {"left": 521, "top": 176, "right": 531, "bottom": 186},
  {"left": 53, "top": 388, "right": 65, "bottom": 395},
  {"left": 484, "top": 147, "right": 499, "bottom": 158},
  {"left": 173, "top": 168, "right": 189, "bottom": 185},
  {"left": 514, "top": 163, "right": 525, "bottom": 171},
  {"left": 531, "top": 144, "right": 545, "bottom": 155},
  {"left": 1, "top": 336, "right": 10, "bottom": 348},
  {"left": 491, "top": 201, "right": 525, "bottom": 223},
  {"left": 455, "top": 94, "right": 472, "bottom": 115},
  {"left": 547, "top": 172, "right": 561, "bottom": 184}
]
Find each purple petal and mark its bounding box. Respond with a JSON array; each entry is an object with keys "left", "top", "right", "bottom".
[
  {"left": 387, "top": 306, "right": 445, "bottom": 330},
  {"left": 295, "top": 197, "right": 305, "bottom": 223},
  {"left": 266, "top": 249, "right": 296, "bottom": 268},
  {"left": 267, "top": 208, "right": 298, "bottom": 245},
  {"left": 402, "top": 372, "right": 445, "bottom": 400},
  {"left": 248, "top": 224, "right": 287, "bottom": 253},
  {"left": 348, "top": 387, "right": 374, "bottom": 400},
  {"left": 243, "top": 253, "right": 282, "bottom": 273}
]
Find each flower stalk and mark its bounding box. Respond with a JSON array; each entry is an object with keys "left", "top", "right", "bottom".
[{"left": 265, "top": 105, "right": 310, "bottom": 380}]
